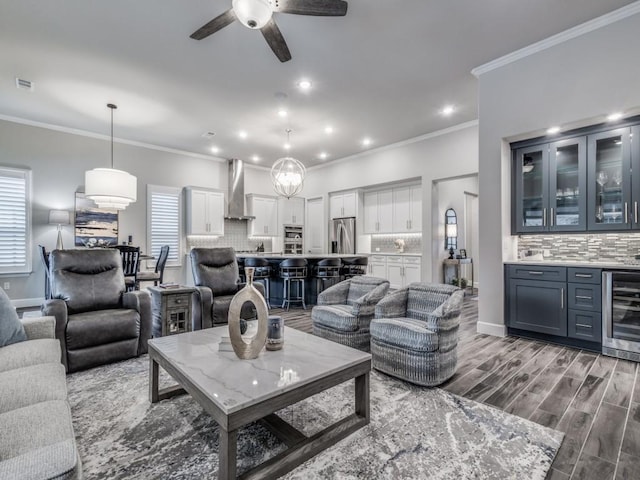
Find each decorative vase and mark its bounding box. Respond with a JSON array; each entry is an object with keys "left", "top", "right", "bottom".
[
  {"left": 227, "top": 267, "right": 269, "bottom": 359},
  {"left": 266, "top": 315, "right": 284, "bottom": 351}
]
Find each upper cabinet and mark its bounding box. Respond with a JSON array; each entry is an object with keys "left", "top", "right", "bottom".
[
  {"left": 363, "top": 189, "right": 393, "bottom": 233},
  {"left": 393, "top": 185, "right": 422, "bottom": 233},
  {"left": 185, "top": 187, "right": 225, "bottom": 236},
  {"left": 247, "top": 194, "right": 278, "bottom": 236},
  {"left": 278, "top": 196, "right": 305, "bottom": 226},
  {"left": 330, "top": 192, "right": 357, "bottom": 218}
]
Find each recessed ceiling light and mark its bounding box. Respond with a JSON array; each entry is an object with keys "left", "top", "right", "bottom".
[
  {"left": 277, "top": 108, "right": 288, "bottom": 118},
  {"left": 297, "top": 79, "right": 312, "bottom": 90},
  {"left": 238, "top": 130, "right": 248, "bottom": 139},
  {"left": 441, "top": 105, "right": 455, "bottom": 116},
  {"left": 324, "top": 126, "right": 334, "bottom": 135},
  {"left": 607, "top": 112, "right": 623, "bottom": 121},
  {"left": 283, "top": 142, "right": 291, "bottom": 150},
  {"left": 319, "top": 152, "right": 328, "bottom": 160},
  {"left": 251, "top": 155, "right": 260, "bottom": 162},
  {"left": 210, "top": 146, "right": 220, "bottom": 154},
  {"left": 547, "top": 126, "right": 561, "bottom": 135},
  {"left": 362, "top": 137, "right": 372, "bottom": 147}
]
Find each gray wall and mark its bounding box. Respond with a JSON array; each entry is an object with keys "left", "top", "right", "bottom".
[
  {"left": 0, "top": 119, "right": 272, "bottom": 301},
  {"left": 476, "top": 12, "right": 640, "bottom": 335}
]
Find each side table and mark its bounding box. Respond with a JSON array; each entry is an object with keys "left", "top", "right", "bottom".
[
  {"left": 147, "top": 286, "right": 196, "bottom": 337},
  {"left": 442, "top": 258, "right": 475, "bottom": 295}
]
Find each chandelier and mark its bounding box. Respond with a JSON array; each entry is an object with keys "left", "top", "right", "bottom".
[
  {"left": 84, "top": 104, "right": 137, "bottom": 210},
  {"left": 270, "top": 129, "right": 306, "bottom": 199}
]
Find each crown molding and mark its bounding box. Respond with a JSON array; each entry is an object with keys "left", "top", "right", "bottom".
[
  {"left": 307, "top": 120, "right": 478, "bottom": 172},
  {"left": 0, "top": 113, "right": 227, "bottom": 163},
  {"left": 472, "top": 1, "right": 640, "bottom": 77}
]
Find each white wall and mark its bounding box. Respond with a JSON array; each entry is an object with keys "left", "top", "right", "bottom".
[
  {"left": 0, "top": 119, "right": 273, "bottom": 301},
  {"left": 476, "top": 11, "right": 640, "bottom": 335},
  {"left": 305, "top": 122, "right": 479, "bottom": 280}
]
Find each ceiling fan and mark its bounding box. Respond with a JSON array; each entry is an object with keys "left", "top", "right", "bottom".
[{"left": 190, "top": 0, "right": 348, "bottom": 62}]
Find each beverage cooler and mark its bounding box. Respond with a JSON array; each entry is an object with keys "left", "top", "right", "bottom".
[
  {"left": 283, "top": 225, "right": 303, "bottom": 255},
  {"left": 603, "top": 271, "right": 640, "bottom": 361}
]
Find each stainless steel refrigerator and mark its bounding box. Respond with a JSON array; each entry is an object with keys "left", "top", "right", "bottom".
[{"left": 330, "top": 217, "right": 356, "bottom": 254}]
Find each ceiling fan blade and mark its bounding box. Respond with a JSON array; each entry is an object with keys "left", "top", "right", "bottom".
[
  {"left": 272, "top": 0, "right": 348, "bottom": 16},
  {"left": 190, "top": 9, "right": 237, "bottom": 40},
  {"left": 260, "top": 18, "right": 292, "bottom": 63}
]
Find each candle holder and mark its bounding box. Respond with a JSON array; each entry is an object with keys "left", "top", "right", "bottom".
[{"left": 266, "top": 315, "right": 284, "bottom": 351}]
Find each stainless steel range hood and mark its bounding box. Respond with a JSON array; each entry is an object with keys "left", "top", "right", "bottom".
[{"left": 225, "top": 158, "right": 255, "bottom": 220}]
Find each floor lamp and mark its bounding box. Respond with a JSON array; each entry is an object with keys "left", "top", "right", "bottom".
[{"left": 49, "top": 209, "right": 71, "bottom": 250}]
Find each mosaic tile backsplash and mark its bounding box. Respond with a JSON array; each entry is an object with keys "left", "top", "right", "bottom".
[
  {"left": 517, "top": 233, "right": 640, "bottom": 264},
  {"left": 370, "top": 234, "right": 422, "bottom": 254},
  {"left": 186, "top": 219, "right": 272, "bottom": 253}
]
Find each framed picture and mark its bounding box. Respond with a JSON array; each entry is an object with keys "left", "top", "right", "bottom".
[
  {"left": 459, "top": 249, "right": 467, "bottom": 259},
  {"left": 74, "top": 193, "right": 119, "bottom": 247}
]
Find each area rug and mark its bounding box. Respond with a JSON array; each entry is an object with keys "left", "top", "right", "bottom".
[{"left": 67, "top": 356, "right": 563, "bottom": 479}]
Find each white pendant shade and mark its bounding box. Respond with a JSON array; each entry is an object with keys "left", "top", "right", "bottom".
[
  {"left": 233, "top": 0, "right": 272, "bottom": 29},
  {"left": 270, "top": 156, "right": 306, "bottom": 199},
  {"left": 85, "top": 168, "right": 137, "bottom": 210}
]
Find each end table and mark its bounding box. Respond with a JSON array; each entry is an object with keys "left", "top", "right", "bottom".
[{"left": 148, "top": 286, "right": 196, "bottom": 337}]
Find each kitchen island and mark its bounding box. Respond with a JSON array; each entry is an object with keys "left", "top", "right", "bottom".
[{"left": 237, "top": 253, "right": 370, "bottom": 306}]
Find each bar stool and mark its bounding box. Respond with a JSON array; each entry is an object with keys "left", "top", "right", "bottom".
[
  {"left": 341, "top": 256, "right": 368, "bottom": 279},
  {"left": 244, "top": 257, "right": 271, "bottom": 308},
  {"left": 314, "top": 258, "right": 342, "bottom": 294},
  {"left": 280, "top": 258, "right": 308, "bottom": 310}
]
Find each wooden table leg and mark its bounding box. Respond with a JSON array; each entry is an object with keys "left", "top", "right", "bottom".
[
  {"left": 219, "top": 427, "right": 238, "bottom": 479},
  {"left": 355, "top": 372, "right": 370, "bottom": 423},
  {"left": 149, "top": 356, "right": 159, "bottom": 403}
]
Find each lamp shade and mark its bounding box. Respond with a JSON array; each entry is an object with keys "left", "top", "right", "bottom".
[
  {"left": 232, "top": 0, "right": 272, "bottom": 28},
  {"left": 85, "top": 168, "right": 137, "bottom": 210},
  {"left": 270, "top": 156, "right": 306, "bottom": 199},
  {"left": 48, "top": 209, "right": 70, "bottom": 225},
  {"left": 445, "top": 223, "right": 458, "bottom": 238}
]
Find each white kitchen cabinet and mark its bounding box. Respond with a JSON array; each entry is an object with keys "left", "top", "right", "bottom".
[
  {"left": 278, "top": 196, "right": 305, "bottom": 226},
  {"left": 363, "top": 190, "right": 393, "bottom": 233},
  {"left": 402, "top": 256, "right": 422, "bottom": 285},
  {"left": 393, "top": 185, "right": 422, "bottom": 233},
  {"left": 386, "top": 256, "right": 404, "bottom": 289},
  {"left": 330, "top": 191, "right": 357, "bottom": 218},
  {"left": 247, "top": 195, "right": 278, "bottom": 236},
  {"left": 372, "top": 254, "right": 422, "bottom": 289},
  {"left": 368, "top": 254, "right": 387, "bottom": 278},
  {"left": 185, "top": 187, "right": 224, "bottom": 235}
]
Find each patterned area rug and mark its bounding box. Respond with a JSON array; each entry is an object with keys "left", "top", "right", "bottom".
[{"left": 67, "top": 356, "right": 562, "bottom": 479}]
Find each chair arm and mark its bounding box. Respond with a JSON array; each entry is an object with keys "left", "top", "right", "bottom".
[
  {"left": 123, "top": 290, "right": 152, "bottom": 353},
  {"left": 425, "top": 289, "right": 464, "bottom": 333},
  {"left": 193, "top": 286, "right": 214, "bottom": 330},
  {"left": 317, "top": 279, "right": 350, "bottom": 305},
  {"left": 374, "top": 287, "right": 409, "bottom": 319},
  {"left": 41, "top": 299, "right": 69, "bottom": 371},
  {"left": 352, "top": 282, "right": 390, "bottom": 318},
  {"left": 21, "top": 316, "right": 56, "bottom": 340}
]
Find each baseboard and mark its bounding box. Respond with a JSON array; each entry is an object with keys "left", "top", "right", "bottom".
[
  {"left": 476, "top": 321, "right": 507, "bottom": 337},
  {"left": 11, "top": 297, "right": 44, "bottom": 308}
]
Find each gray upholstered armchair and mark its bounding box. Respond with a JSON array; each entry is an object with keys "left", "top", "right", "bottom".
[
  {"left": 42, "top": 249, "right": 152, "bottom": 373},
  {"left": 190, "top": 248, "right": 264, "bottom": 330},
  {"left": 311, "top": 276, "right": 390, "bottom": 351},
  {"left": 369, "top": 283, "right": 464, "bottom": 386}
]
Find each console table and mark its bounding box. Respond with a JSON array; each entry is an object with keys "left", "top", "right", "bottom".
[
  {"left": 148, "top": 286, "right": 196, "bottom": 337},
  {"left": 442, "top": 258, "right": 475, "bottom": 294}
]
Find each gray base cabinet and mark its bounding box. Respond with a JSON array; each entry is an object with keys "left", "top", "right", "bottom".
[{"left": 508, "top": 279, "right": 566, "bottom": 336}]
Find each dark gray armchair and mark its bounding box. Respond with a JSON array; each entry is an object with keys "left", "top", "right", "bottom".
[
  {"left": 42, "top": 249, "right": 152, "bottom": 373},
  {"left": 190, "top": 248, "right": 264, "bottom": 329}
]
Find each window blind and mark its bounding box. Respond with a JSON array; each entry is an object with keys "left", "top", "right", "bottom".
[
  {"left": 148, "top": 186, "right": 181, "bottom": 266},
  {"left": 0, "top": 168, "right": 30, "bottom": 274}
]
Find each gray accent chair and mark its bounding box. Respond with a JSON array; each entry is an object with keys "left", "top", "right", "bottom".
[
  {"left": 370, "top": 283, "right": 464, "bottom": 387},
  {"left": 42, "top": 249, "right": 152, "bottom": 373},
  {"left": 190, "top": 248, "right": 264, "bottom": 330},
  {"left": 311, "top": 276, "right": 390, "bottom": 352}
]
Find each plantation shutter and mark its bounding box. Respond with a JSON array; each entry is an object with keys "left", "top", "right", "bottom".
[
  {"left": 147, "top": 186, "right": 181, "bottom": 267},
  {"left": 0, "top": 167, "right": 31, "bottom": 274}
]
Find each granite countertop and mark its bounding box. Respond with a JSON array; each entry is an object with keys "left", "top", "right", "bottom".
[
  {"left": 236, "top": 253, "right": 369, "bottom": 259},
  {"left": 369, "top": 252, "right": 422, "bottom": 257},
  {"left": 505, "top": 260, "right": 640, "bottom": 270}
]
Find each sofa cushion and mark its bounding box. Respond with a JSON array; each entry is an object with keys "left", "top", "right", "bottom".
[
  {"left": 0, "top": 287, "right": 26, "bottom": 347},
  {"left": 312, "top": 304, "right": 358, "bottom": 332},
  {"left": 370, "top": 318, "right": 438, "bottom": 353},
  {"left": 0, "top": 400, "right": 78, "bottom": 478},
  {"left": 0, "top": 339, "right": 61, "bottom": 374},
  {"left": 0, "top": 363, "right": 67, "bottom": 414},
  {"left": 65, "top": 309, "right": 140, "bottom": 350}
]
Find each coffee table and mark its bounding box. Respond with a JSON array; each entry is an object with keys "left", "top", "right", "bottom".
[{"left": 148, "top": 325, "right": 371, "bottom": 479}]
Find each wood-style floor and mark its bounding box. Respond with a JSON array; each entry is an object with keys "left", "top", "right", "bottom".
[{"left": 272, "top": 297, "right": 640, "bottom": 480}]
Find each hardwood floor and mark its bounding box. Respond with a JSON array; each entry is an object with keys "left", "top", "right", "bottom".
[{"left": 274, "top": 297, "right": 640, "bottom": 480}]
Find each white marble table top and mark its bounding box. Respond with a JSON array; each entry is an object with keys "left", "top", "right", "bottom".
[{"left": 148, "top": 325, "right": 371, "bottom": 415}]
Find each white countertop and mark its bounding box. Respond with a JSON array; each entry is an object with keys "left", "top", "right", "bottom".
[
  {"left": 505, "top": 260, "right": 640, "bottom": 270},
  {"left": 236, "top": 252, "right": 421, "bottom": 258}
]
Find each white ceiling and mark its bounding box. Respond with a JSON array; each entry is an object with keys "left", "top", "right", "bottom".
[{"left": 0, "top": 0, "right": 635, "bottom": 168}]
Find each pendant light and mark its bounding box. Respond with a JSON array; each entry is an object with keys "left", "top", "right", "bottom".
[
  {"left": 84, "top": 104, "right": 137, "bottom": 210},
  {"left": 270, "top": 129, "right": 306, "bottom": 199}
]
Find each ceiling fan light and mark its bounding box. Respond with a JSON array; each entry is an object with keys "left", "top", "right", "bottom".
[{"left": 233, "top": 0, "right": 273, "bottom": 29}]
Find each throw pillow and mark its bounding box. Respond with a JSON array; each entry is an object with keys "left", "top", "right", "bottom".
[{"left": 0, "top": 286, "right": 26, "bottom": 347}]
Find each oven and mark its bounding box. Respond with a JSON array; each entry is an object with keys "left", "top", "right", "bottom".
[{"left": 602, "top": 271, "right": 640, "bottom": 362}]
